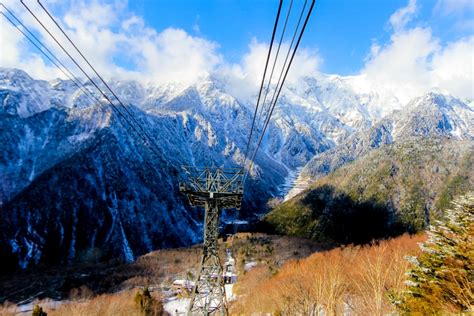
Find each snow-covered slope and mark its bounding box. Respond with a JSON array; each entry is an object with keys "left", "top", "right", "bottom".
[
  {"left": 285, "top": 93, "right": 474, "bottom": 200},
  {"left": 1, "top": 67, "right": 471, "bottom": 270}
]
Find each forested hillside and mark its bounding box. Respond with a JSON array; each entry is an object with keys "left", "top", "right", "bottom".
[{"left": 265, "top": 138, "right": 473, "bottom": 243}]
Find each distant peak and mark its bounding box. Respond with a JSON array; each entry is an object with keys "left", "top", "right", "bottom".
[{"left": 0, "top": 68, "right": 34, "bottom": 82}]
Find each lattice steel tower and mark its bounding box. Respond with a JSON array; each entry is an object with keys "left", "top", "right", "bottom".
[{"left": 180, "top": 167, "right": 244, "bottom": 315}]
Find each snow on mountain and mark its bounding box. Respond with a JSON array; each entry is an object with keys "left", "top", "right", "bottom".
[
  {"left": 0, "top": 68, "right": 103, "bottom": 116},
  {"left": 286, "top": 92, "right": 474, "bottom": 200},
  {"left": 391, "top": 93, "right": 474, "bottom": 140},
  {"left": 1, "top": 67, "right": 471, "bottom": 270}
]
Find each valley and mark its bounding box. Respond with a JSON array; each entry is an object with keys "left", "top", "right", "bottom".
[
  {"left": 0, "top": 233, "right": 325, "bottom": 315},
  {"left": 0, "top": 66, "right": 472, "bottom": 314},
  {"left": 0, "top": 0, "right": 473, "bottom": 314},
  {"left": 1, "top": 68, "right": 472, "bottom": 272}
]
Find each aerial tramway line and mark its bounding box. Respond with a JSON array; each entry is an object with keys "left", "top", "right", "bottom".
[
  {"left": 1, "top": 1, "right": 315, "bottom": 314},
  {"left": 1, "top": 1, "right": 164, "bottom": 161},
  {"left": 180, "top": 1, "right": 315, "bottom": 314}
]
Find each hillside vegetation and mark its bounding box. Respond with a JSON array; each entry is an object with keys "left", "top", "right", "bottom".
[
  {"left": 398, "top": 193, "right": 474, "bottom": 313},
  {"left": 265, "top": 138, "right": 473, "bottom": 244},
  {"left": 0, "top": 233, "right": 322, "bottom": 315},
  {"left": 231, "top": 234, "right": 425, "bottom": 315},
  {"left": 1, "top": 200, "right": 470, "bottom": 315}
]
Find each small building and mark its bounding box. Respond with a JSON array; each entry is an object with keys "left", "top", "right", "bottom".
[
  {"left": 171, "top": 279, "right": 195, "bottom": 295},
  {"left": 223, "top": 250, "right": 237, "bottom": 284}
]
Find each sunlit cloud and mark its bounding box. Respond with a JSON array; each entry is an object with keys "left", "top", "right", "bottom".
[
  {"left": 360, "top": 0, "right": 474, "bottom": 103},
  {"left": 0, "top": 0, "right": 472, "bottom": 106}
]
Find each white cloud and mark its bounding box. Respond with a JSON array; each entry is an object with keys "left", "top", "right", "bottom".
[
  {"left": 433, "top": 0, "right": 474, "bottom": 32},
  {"left": 137, "top": 28, "right": 222, "bottom": 86},
  {"left": 6, "top": 0, "right": 469, "bottom": 107},
  {"left": 1, "top": 0, "right": 323, "bottom": 92},
  {"left": 0, "top": 5, "right": 66, "bottom": 79},
  {"left": 434, "top": 0, "right": 474, "bottom": 15},
  {"left": 243, "top": 39, "right": 322, "bottom": 84},
  {"left": 389, "top": 0, "right": 417, "bottom": 31},
  {"left": 431, "top": 36, "right": 474, "bottom": 99},
  {"left": 192, "top": 15, "right": 201, "bottom": 34},
  {"left": 0, "top": 0, "right": 222, "bottom": 86},
  {"left": 360, "top": 0, "right": 474, "bottom": 103},
  {"left": 218, "top": 39, "right": 322, "bottom": 101},
  {"left": 363, "top": 27, "right": 440, "bottom": 103}
]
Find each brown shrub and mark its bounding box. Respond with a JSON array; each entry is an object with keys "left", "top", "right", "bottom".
[
  {"left": 69, "top": 285, "right": 93, "bottom": 301},
  {"left": 230, "top": 234, "right": 425, "bottom": 315}
]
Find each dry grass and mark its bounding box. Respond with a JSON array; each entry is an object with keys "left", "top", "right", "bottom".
[
  {"left": 0, "top": 246, "right": 200, "bottom": 316},
  {"left": 0, "top": 289, "right": 162, "bottom": 316},
  {"left": 50, "top": 290, "right": 144, "bottom": 316},
  {"left": 227, "top": 233, "right": 327, "bottom": 273},
  {"left": 230, "top": 233, "right": 426, "bottom": 315},
  {"left": 0, "top": 246, "right": 202, "bottom": 307},
  {"left": 0, "top": 233, "right": 324, "bottom": 316},
  {"left": 128, "top": 247, "right": 202, "bottom": 288}
]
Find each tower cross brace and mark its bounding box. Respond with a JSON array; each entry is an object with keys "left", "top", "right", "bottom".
[{"left": 180, "top": 166, "right": 244, "bottom": 315}]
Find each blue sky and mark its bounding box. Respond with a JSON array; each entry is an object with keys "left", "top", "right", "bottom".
[
  {"left": 126, "top": 0, "right": 473, "bottom": 75},
  {"left": 0, "top": 0, "right": 472, "bottom": 102}
]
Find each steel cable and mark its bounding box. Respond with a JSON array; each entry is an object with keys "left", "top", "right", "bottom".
[
  {"left": 245, "top": 0, "right": 315, "bottom": 182},
  {"left": 36, "top": 0, "right": 164, "bottom": 161},
  {"left": 242, "top": 0, "right": 283, "bottom": 169},
  {"left": 20, "top": 0, "right": 163, "bottom": 160},
  {"left": 254, "top": 0, "right": 294, "bottom": 146},
  {"left": 0, "top": 5, "right": 100, "bottom": 106}
]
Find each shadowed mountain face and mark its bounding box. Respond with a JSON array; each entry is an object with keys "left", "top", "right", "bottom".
[
  {"left": 0, "top": 100, "right": 288, "bottom": 271},
  {"left": 0, "top": 68, "right": 330, "bottom": 271},
  {"left": 265, "top": 138, "right": 474, "bottom": 243},
  {"left": 265, "top": 184, "right": 397, "bottom": 244},
  {"left": 1, "top": 68, "right": 472, "bottom": 271},
  {"left": 1, "top": 129, "right": 196, "bottom": 270}
]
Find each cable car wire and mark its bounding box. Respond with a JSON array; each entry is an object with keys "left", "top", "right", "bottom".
[
  {"left": 0, "top": 5, "right": 100, "bottom": 106},
  {"left": 242, "top": 0, "right": 283, "bottom": 168},
  {"left": 20, "top": 0, "right": 163, "bottom": 160},
  {"left": 245, "top": 0, "right": 315, "bottom": 182},
  {"left": 36, "top": 0, "right": 163, "bottom": 160},
  {"left": 254, "top": 0, "right": 294, "bottom": 144}
]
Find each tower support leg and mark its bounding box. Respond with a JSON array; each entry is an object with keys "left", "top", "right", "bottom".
[{"left": 187, "top": 199, "right": 227, "bottom": 315}]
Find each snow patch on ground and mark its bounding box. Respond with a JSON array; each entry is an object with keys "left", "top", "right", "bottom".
[
  {"left": 164, "top": 297, "right": 190, "bottom": 316},
  {"left": 278, "top": 167, "right": 299, "bottom": 197},
  {"left": 163, "top": 284, "right": 235, "bottom": 315},
  {"left": 68, "top": 207, "right": 78, "bottom": 261},
  {"left": 283, "top": 167, "right": 313, "bottom": 201},
  {"left": 225, "top": 284, "right": 235, "bottom": 301},
  {"left": 120, "top": 223, "right": 135, "bottom": 263},
  {"left": 244, "top": 261, "right": 257, "bottom": 271},
  {"left": 67, "top": 132, "right": 93, "bottom": 143}
]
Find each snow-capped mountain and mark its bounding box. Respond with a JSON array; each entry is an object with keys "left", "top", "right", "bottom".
[
  {"left": 285, "top": 92, "right": 474, "bottom": 200},
  {"left": 1, "top": 67, "right": 472, "bottom": 270}
]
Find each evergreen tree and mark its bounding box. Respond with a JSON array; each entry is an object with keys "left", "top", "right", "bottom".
[
  {"left": 134, "top": 287, "right": 163, "bottom": 316},
  {"left": 397, "top": 192, "right": 474, "bottom": 313},
  {"left": 32, "top": 305, "right": 47, "bottom": 316}
]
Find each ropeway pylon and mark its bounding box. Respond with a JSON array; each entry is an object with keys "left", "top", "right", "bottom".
[{"left": 180, "top": 166, "right": 244, "bottom": 315}]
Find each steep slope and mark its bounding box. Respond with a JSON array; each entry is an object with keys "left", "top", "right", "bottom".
[
  {"left": 1, "top": 128, "right": 198, "bottom": 270},
  {"left": 293, "top": 93, "right": 473, "bottom": 195},
  {"left": 0, "top": 72, "right": 288, "bottom": 270},
  {"left": 265, "top": 138, "right": 473, "bottom": 244},
  {"left": 0, "top": 100, "right": 290, "bottom": 270},
  {"left": 1, "top": 69, "right": 358, "bottom": 204},
  {"left": 0, "top": 106, "right": 112, "bottom": 203},
  {"left": 1, "top": 67, "right": 470, "bottom": 271}
]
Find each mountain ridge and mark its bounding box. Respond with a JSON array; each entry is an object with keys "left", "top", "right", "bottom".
[
  {"left": 1, "top": 67, "right": 472, "bottom": 270},
  {"left": 266, "top": 137, "right": 473, "bottom": 244},
  {"left": 284, "top": 92, "right": 474, "bottom": 199}
]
